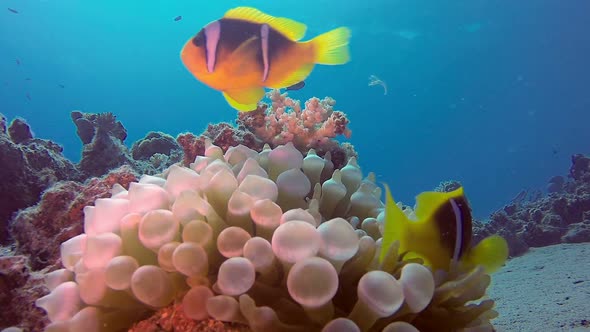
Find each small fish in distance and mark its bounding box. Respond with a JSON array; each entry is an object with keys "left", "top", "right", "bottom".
[
  {"left": 8, "top": 8, "right": 18, "bottom": 14},
  {"left": 16, "top": 59, "right": 20, "bottom": 65},
  {"left": 174, "top": 15, "right": 182, "bottom": 22},
  {"left": 58, "top": 84, "right": 65, "bottom": 88},
  {"left": 26, "top": 93, "right": 31, "bottom": 100}
]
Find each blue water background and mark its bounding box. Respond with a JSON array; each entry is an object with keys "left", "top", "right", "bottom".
[{"left": 1, "top": 0, "right": 589, "bottom": 218}]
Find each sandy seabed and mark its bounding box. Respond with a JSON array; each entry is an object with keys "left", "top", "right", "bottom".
[{"left": 488, "top": 243, "right": 590, "bottom": 332}]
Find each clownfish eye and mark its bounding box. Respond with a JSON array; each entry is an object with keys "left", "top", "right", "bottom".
[{"left": 192, "top": 29, "right": 205, "bottom": 47}]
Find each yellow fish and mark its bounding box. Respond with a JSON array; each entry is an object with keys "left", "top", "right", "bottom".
[
  {"left": 180, "top": 7, "right": 351, "bottom": 112},
  {"left": 380, "top": 185, "right": 508, "bottom": 273}
]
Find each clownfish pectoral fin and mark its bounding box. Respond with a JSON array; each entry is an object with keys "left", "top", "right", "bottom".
[
  {"left": 224, "top": 7, "right": 307, "bottom": 41},
  {"left": 222, "top": 87, "right": 265, "bottom": 112},
  {"left": 380, "top": 184, "right": 410, "bottom": 262},
  {"left": 267, "top": 63, "right": 314, "bottom": 89},
  {"left": 310, "top": 26, "right": 351, "bottom": 65},
  {"left": 462, "top": 235, "right": 508, "bottom": 273},
  {"left": 227, "top": 36, "right": 261, "bottom": 76}
]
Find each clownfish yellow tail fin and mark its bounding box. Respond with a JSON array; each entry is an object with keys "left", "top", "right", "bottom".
[
  {"left": 463, "top": 235, "right": 509, "bottom": 273},
  {"left": 310, "top": 27, "right": 351, "bottom": 65}
]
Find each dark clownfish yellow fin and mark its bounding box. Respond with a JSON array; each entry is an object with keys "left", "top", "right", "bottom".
[
  {"left": 222, "top": 88, "right": 265, "bottom": 112},
  {"left": 309, "top": 26, "right": 351, "bottom": 65},
  {"left": 414, "top": 187, "right": 464, "bottom": 220},
  {"left": 224, "top": 7, "right": 307, "bottom": 41},
  {"left": 267, "top": 63, "right": 314, "bottom": 89},
  {"left": 462, "top": 235, "right": 508, "bottom": 273},
  {"left": 380, "top": 184, "right": 410, "bottom": 262},
  {"left": 227, "top": 36, "right": 260, "bottom": 77}
]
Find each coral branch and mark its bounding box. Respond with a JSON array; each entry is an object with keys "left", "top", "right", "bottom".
[
  {"left": 179, "top": 91, "right": 356, "bottom": 169},
  {"left": 241, "top": 90, "right": 351, "bottom": 150}
]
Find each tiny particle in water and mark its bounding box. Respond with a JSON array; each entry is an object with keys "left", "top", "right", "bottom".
[
  {"left": 174, "top": 15, "right": 182, "bottom": 22},
  {"left": 8, "top": 8, "right": 19, "bottom": 14}
]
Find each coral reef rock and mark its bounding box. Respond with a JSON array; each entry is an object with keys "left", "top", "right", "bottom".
[
  {"left": 71, "top": 111, "right": 126, "bottom": 145},
  {"left": 474, "top": 154, "right": 590, "bottom": 256},
  {"left": 129, "top": 303, "right": 250, "bottom": 332},
  {"left": 10, "top": 166, "right": 138, "bottom": 271},
  {"left": 73, "top": 111, "right": 135, "bottom": 177},
  {"left": 0, "top": 254, "right": 49, "bottom": 331},
  {"left": 131, "top": 131, "right": 181, "bottom": 161},
  {"left": 72, "top": 112, "right": 182, "bottom": 177},
  {"left": 433, "top": 180, "right": 462, "bottom": 193},
  {"left": 0, "top": 114, "right": 79, "bottom": 243},
  {"left": 131, "top": 131, "right": 183, "bottom": 175}
]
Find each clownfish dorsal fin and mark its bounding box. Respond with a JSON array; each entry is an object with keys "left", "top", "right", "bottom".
[
  {"left": 224, "top": 7, "right": 307, "bottom": 41},
  {"left": 380, "top": 184, "right": 410, "bottom": 262},
  {"left": 414, "top": 187, "right": 464, "bottom": 220}
]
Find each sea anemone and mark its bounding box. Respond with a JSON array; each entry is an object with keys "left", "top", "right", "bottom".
[{"left": 35, "top": 141, "right": 500, "bottom": 332}]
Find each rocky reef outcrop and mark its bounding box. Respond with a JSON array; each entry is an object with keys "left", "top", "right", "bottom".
[
  {"left": 474, "top": 154, "right": 590, "bottom": 256},
  {"left": 0, "top": 114, "right": 80, "bottom": 243},
  {"left": 0, "top": 253, "right": 48, "bottom": 331}
]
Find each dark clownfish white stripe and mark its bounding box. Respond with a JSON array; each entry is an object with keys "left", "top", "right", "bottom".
[
  {"left": 204, "top": 21, "right": 221, "bottom": 73},
  {"left": 449, "top": 198, "right": 463, "bottom": 262},
  {"left": 260, "top": 23, "right": 270, "bottom": 82}
]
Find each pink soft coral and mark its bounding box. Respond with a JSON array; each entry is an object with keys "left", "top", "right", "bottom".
[
  {"left": 178, "top": 90, "right": 356, "bottom": 169},
  {"left": 251, "top": 90, "right": 352, "bottom": 149}
]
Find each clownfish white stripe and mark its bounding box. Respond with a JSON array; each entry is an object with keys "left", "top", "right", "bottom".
[
  {"left": 204, "top": 21, "right": 221, "bottom": 73},
  {"left": 260, "top": 24, "right": 270, "bottom": 82},
  {"left": 450, "top": 198, "right": 463, "bottom": 262}
]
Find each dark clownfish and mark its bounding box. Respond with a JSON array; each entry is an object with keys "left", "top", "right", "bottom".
[
  {"left": 380, "top": 186, "right": 509, "bottom": 273},
  {"left": 180, "top": 7, "right": 351, "bottom": 112}
]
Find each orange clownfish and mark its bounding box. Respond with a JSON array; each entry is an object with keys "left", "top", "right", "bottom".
[{"left": 180, "top": 7, "right": 351, "bottom": 112}]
